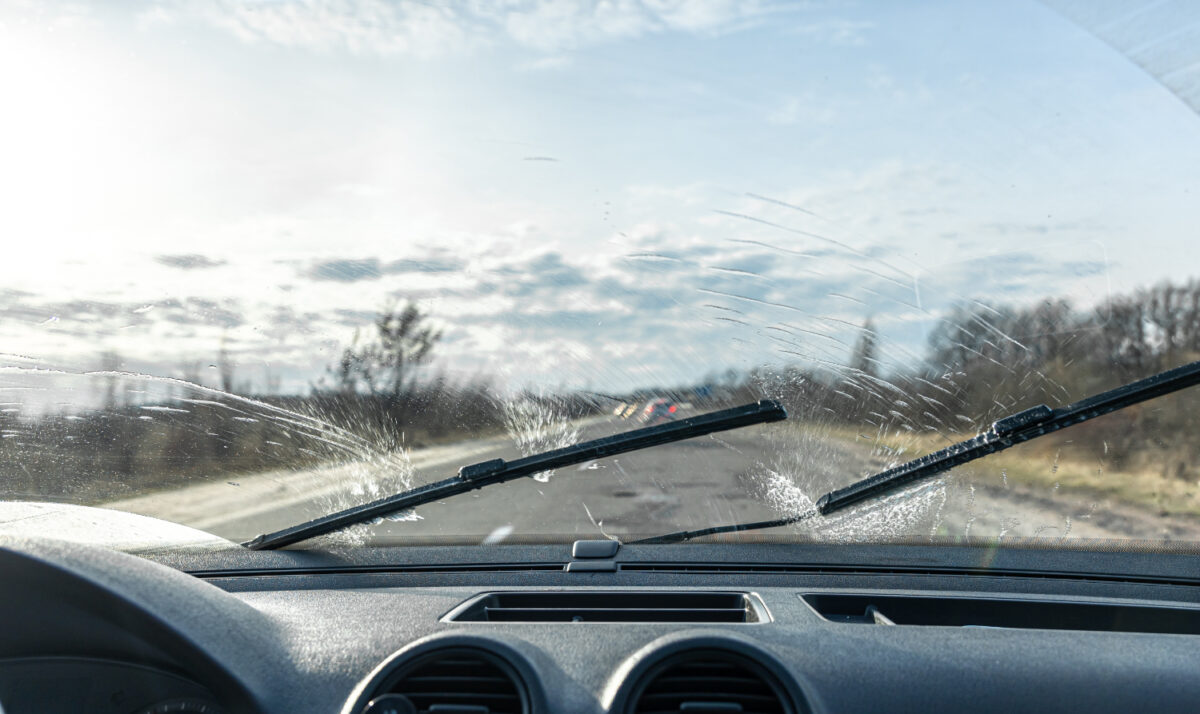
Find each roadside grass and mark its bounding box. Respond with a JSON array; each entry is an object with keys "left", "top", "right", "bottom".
[{"left": 792, "top": 421, "right": 1200, "bottom": 519}]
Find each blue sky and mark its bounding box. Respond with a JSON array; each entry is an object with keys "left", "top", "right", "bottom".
[{"left": 1, "top": 0, "right": 1199, "bottom": 395}]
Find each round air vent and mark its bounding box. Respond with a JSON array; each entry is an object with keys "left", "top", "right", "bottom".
[
  {"left": 626, "top": 649, "right": 794, "bottom": 714},
  {"left": 364, "top": 647, "right": 528, "bottom": 714}
]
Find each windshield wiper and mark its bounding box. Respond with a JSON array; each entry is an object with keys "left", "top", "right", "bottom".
[
  {"left": 633, "top": 360, "right": 1200, "bottom": 545},
  {"left": 245, "top": 399, "right": 787, "bottom": 550}
]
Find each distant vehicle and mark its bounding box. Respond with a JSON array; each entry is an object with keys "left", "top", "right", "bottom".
[{"left": 640, "top": 398, "right": 679, "bottom": 424}]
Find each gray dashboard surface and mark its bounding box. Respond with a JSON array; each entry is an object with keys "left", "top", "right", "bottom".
[
  {"left": 223, "top": 579, "right": 1200, "bottom": 714},
  {"left": 6, "top": 537, "right": 1200, "bottom": 713}
]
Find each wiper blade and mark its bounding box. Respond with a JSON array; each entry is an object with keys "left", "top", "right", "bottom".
[
  {"left": 633, "top": 360, "right": 1200, "bottom": 545},
  {"left": 245, "top": 399, "right": 787, "bottom": 550}
]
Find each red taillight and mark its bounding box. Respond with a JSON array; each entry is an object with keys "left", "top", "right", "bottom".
[{"left": 668, "top": 405, "right": 677, "bottom": 413}]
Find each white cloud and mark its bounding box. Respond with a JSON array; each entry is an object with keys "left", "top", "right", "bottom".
[
  {"left": 145, "top": 0, "right": 775, "bottom": 57},
  {"left": 766, "top": 95, "right": 838, "bottom": 126},
  {"left": 0, "top": 0, "right": 97, "bottom": 29},
  {"left": 179, "top": 0, "right": 475, "bottom": 58},
  {"left": 515, "top": 54, "right": 573, "bottom": 71},
  {"left": 787, "top": 17, "right": 874, "bottom": 46}
]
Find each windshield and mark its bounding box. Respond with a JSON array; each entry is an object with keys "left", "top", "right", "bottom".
[{"left": 3, "top": 0, "right": 1200, "bottom": 550}]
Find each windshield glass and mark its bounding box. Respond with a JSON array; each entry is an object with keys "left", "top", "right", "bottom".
[{"left": 3, "top": 0, "right": 1200, "bottom": 550}]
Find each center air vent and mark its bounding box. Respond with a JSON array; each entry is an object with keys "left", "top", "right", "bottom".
[
  {"left": 444, "top": 591, "right": 770, "bottom": 623},
  {"left": 367, "top": 647, "right": 527, "bottom": 714},
  {"left": 627, "top": 649, "right": 794, "bottom": 714}
]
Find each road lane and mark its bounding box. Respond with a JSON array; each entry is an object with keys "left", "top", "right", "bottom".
[
  {"left": 106, "top": 414, "right": 1200, "bottom": 546},
  {"left": 106, "top": 415, "right": 790, "bottom": 543}
]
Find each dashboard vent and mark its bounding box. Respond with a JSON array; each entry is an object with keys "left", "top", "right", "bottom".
[
  {"left": 802, "top": 593, "right": 1200, "bottom": 634},
  {"left": 628, "top": 649, "right": 793, "bottom": 714},
  {"left": 373, "top": 647, "right": 526, "bottom": 714},
  {"left": 445, "top": 591, "right": 769, "bottom": 623}
]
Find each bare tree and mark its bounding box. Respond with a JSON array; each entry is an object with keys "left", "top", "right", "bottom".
[
  {"left": 324, "top": 300, "right": 444, "bottom": 444},
  {"left": 217, "top": 337, "right": 236, "bottom": 394},
  {"left": 99, "top": 350, "right": 122, "bottom": 410},
  {"left": 262, "top": 363, "right": 281, "bottom": 396},
  {"left": 363, "top": 301, "right": 443, "bottom": 400},
  {"left": 849, "top": 318, "right": 879, "bottom": 378}
]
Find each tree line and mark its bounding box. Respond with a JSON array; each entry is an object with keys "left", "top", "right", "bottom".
[
  {"left": 0, "top": 300, "right": 597, "bottom": 502},
  {"left": 3, "top": 278, "right": 1200, "bottom": 502},
  {"left": 752, "top": 279, "right": 1200, "bottom": 480}
]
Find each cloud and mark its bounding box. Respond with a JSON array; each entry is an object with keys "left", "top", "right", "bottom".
[
  {"left": 155, "top": 254, "right": 228, "bottom": 270},
  {"left": 148, "top": 0, "right": 776, "bottom": 57},
  {"left": 515, "top": 54, "right": 573, "bottom": 72},
  {"left": 331, "top": 308, "right": 377, "bottom": 326},
  {"left": 766, "top": 95, "right": 838, "bottom": 126},
  {"left": 470, "top": 251, "right": 590, "bottom": 299},
  {"left": 262, "top": 305, "right": 323, "bottom": 337},
  {"left": 159, "top": 297, "right": 245, "bottom": 329},
  {"left": 306, "top": 258, "right": 384, "bottom": 282},
  {"left": 388, "top": 257, "right": 464, "bottom": 273},
  {"left": 165, "top": 0, "right": 477, "bottom": 58},
  {"left": 0, "top": 294, "right": 144, "bottom": 326},
  {"left": 304, "top": 256, "right": 467, "bottom": 282},
  {"left": 486, "top": 0, "right": 773, "bottom": 52},
  {"left": 0, "top": 217, "right": 1112, "bottom": 396},
  {"left": 787, "top": 18, "right": 875, "bottom": 46}
]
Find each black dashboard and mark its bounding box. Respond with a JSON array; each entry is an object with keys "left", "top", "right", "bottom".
[
  {"left": 4, "top": 536, "right": 1200, "bottom": 713},
  {"left": 0, "top": 659, "right": 218, "bottom": 713}
]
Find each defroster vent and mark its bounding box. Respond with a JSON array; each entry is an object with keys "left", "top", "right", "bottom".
[{"left": 444, "top": 591, "right": 770, "bottom": 623}]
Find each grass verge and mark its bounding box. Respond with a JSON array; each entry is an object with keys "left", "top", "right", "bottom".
[{"left": 798, "top": 422, "right": 1200, "bottom": 518}]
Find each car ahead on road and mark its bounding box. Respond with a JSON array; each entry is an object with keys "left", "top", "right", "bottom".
[
  {"left": 612, "top": 402, "right": 640, "bottom": 419},
  {"left": 4, "top": 2, "right": 1200, "bottom": 713},
  {"left": 639, "top": 398, "right": 679, "bottom": 424}
]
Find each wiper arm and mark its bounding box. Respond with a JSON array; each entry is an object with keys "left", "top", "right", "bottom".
[
  {"left": 633, "top": 360, "right": 1200, "bottom": 545},
  {"left": 245, "top": 400, "right": 787, "bottom": 550}
]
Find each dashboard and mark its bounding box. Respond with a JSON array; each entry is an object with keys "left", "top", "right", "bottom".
[
  {"left": 0, "top": 659, "right": 218, "bottom": 713},
  {"left": 3, "top": 536, "right": 1200, "bottom": 713}
]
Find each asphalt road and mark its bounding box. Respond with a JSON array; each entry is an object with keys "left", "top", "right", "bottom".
[
  {"left": 110, "top": 415, "right": 792, "bottom": 545},
  {"left": 107, "top": 413, "right": 1200, "bottom": 546}
]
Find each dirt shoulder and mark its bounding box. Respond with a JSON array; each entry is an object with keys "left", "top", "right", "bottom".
[{"left": 777, "top": 422, "right": 1200, "bottom": 542}]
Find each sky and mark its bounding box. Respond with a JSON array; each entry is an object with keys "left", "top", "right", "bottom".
[{"left": 1, "top": 0, "right": 1199, "bottom": 396}]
